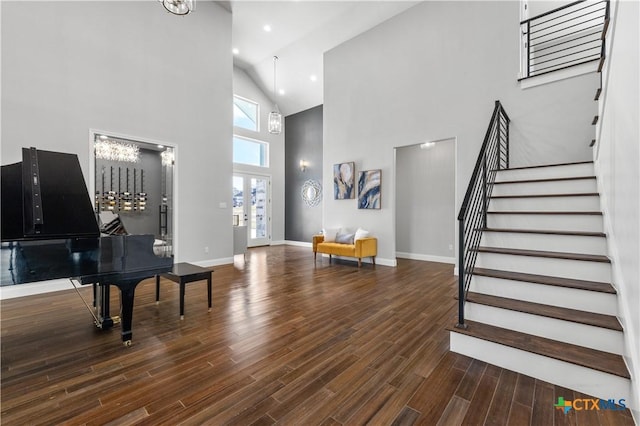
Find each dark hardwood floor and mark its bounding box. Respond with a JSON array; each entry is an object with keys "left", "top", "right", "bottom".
[{"left": 1, "top": 245, "right": 634, "bottom": 425}]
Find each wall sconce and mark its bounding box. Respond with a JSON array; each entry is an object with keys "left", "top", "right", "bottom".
[{"left": 299, "top": 160, "right": 308, "bottom": 172}]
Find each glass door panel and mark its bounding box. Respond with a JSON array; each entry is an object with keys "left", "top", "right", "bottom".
[
  {"left": 232, "top": 176, "right": 245, "bottom": 227},
  {"left": 250, "top": 177, "right": 269, "bottom": 244},
  {"left": 233, "top": 173, "right": 270, "bottom": 248}
]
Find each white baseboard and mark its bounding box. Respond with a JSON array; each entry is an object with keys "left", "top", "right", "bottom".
[
  {"left": 0, "top": 279, "right": 74, "bottom": 300},
  {"left": 396, "top": 252, "right": 455, "bottom": 264},
  {"left": 376, "top": 257, "right": 397, "bottom": 267},
  {"left": 284, "top": 240, "right": 313, "bottom": 248},
  {"left": 320, "top": 253, "right": 397, "bottom": 267},
  {"left": 270, "top": 240, "right": 286, "bottom": 246},
  {"left": 192, "top": 257, "right": 234, "bottom": 268}
]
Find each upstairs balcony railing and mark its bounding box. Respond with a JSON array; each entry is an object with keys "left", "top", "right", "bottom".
[{"left": 520, "top": 0, "right": 609, "bottom": 79}]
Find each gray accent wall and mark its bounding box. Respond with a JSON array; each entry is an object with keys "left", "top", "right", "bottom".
[
  {"left": 395, "top": 140, "right": 455, "bottom": 261},
  {"left": 2, "top": 1, "right": 233, "bottom": 264},
  {"left": 285, "top": 105, "right": 323, "bottom": 243}
]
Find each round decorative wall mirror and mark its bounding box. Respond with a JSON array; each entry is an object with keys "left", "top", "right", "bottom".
[{"left": 301, "top": 179, "right": 322, "bottom": 207}]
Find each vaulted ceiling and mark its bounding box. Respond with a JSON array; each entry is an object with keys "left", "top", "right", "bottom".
[{"left": 230, "top": 1, "right": 419, "bottom": 116}]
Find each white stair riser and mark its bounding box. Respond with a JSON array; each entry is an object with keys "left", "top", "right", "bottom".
[
  {"left": 474, "top": 252, "right": 611, "bottom": 282},
  {"left": 489, "top": 196, "right": 600, "bottom": 212},
  {"left": 469, "top": 275, "right": 617, "bottom": 315},
  {"left": 495, "top": 163, "right": 594, "bottom": 182},
  {"left": 480, "top": 232, "right": 607, "bottom": 255},
  {"left": 449, "top": 332, "right": 632, "bottom": 406},
  {"left": 487, "top": 213, "right": 603, "bottom": 233},
  {"left": 464, "top": 302, "right": 624, "bottom": 354},
  {"left": 491, "top": 179, "right": 597, "bottom": 196}
]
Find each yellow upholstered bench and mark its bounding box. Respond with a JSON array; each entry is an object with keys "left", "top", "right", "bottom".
[{"left": 313, "top": 234, "right": 377, "bottom": 267}]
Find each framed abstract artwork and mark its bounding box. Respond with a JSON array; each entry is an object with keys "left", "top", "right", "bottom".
[
  {"left": 358, "top": 169, "right": 381, "bottom": 209},
  {"left": 333, "top": 162, "right": 355, "bottom": 199}
]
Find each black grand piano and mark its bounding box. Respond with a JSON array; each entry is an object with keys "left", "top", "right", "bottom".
[{"left": 1, "top": 147, "right": 173, "bottom": 346}]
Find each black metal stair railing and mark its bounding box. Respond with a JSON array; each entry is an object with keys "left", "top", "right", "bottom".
[
  {"left": 456, "top": 101, "right": 510, "bottom": 328},
  {"left": 520, "top": 0, "right": 609, "bottom": 79}
]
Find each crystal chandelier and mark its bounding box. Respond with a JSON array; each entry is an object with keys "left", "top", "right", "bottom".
[
  {"left": 268, "top": 56, "right": 282, "bottom": 135},
  {"left": 95, "top": 140, "right": 140, "bottom": 163}
]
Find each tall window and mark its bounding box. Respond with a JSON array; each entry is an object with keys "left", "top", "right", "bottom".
[
  {"left": 233, "top": 95, "right": 258, "bottom": 131},
  {"left": 233, "top": 135, "right": 268, "bottom": 167}
]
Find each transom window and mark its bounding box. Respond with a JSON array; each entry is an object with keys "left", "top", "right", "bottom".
[
  {"left": 233, "top": 95, "right": 259, "bottom": 132},
  {"left": 233, "top": 135, "right": 268, "bottom": 167}
]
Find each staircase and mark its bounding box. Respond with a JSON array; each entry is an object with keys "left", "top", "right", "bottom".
[{"left": 449, "top": 160, "right": 631, "bottom": 402}]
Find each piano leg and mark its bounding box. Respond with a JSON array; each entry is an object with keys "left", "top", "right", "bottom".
[
  {"left": 113, "top": 278, "right": 149, "bottom": 347},
  {"left": 95, "top": 283, "right": 115, "bottom": 330},
  {"left": 118, "top": 282, "right": 136, "bottom": 346}
]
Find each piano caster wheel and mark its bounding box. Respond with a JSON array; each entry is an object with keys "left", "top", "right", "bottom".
[
  {"left": 123, "top": 340, "right": 132, "bottom": 347},
  {"left": 180, "top": 315, "right": 184, "bottom": 321},
  {"left": 156, "top": 301, "right": 159, "bottom": 305},
  {"left": 208, "top": 308, "right": 212, "bottom": 313},
  {"left": 112, "top": 315, "right": 121, "bottom": 325}
]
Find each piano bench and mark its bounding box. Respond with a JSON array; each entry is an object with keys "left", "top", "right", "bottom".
[{"left": 155, "top": 263, "right": 213, "bottom": 320}]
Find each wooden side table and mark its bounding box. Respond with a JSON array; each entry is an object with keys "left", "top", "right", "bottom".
[{"left": 156, "top": 262, "right": 212, "bottom": 319}]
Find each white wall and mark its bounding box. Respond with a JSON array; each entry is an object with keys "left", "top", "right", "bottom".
[
  {"left": 1, "top": 1, "right": 233, "bottom": 265},
  {"left": 324, "top": 0, "right": 598, "bottom": 265},
  {"left": 594, "top": 0, "right": 640, "bottom": 415},
  {"left": 527, "top": 0, "right": 576, "bottom": 18},
  {"left": 395, "top": 139, "right": 455, "bottom": 263},
  {"left": 232, "top": 66, "right": 285, "bottom": 243}
]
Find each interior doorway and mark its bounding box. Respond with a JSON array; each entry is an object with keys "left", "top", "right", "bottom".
[
  {"left": 89, "top": 130, "right": 175, "bottom": 256},
  {"left": 233, "top": 173, "right": 271, "bottom": 247},
  {"left": 394, "top": 138, "right": 456, "bottom": 264}
]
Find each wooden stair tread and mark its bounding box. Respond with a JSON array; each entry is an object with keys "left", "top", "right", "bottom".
[
  {"left": 487, "top": 211, "right": 602, "bottom": 215},
  {"left": 602, "top": 18, "right": 610, "bottom": 41},
  {"left": 494, "top": 161, "right": 593, "bottom": 172},
  {"left": 598, "top": 55, "right": 606, "bottom": 73},
  {"left": 594, "top": 88, "right": 602, "bottom": 101},
  {"left": 494, "top": 176, "right": 596, "bottom": 185},
  {"left": 465, "top": 292, "right": 622, "bottom": 331},
  {"left": 472, "top": 267, "right": 615, "bottom": 294},
  {"left": 480, "top": 228, "right": 606, "bottom": 238},
  {"left": 473, "top": 246, "right": 611, "bottom": 263},
  {"left": 449, "top": 321, "right": 630, "bottom": 379},
  {"left": 491, "top": 192, "right": 599, "bottom": 199}
]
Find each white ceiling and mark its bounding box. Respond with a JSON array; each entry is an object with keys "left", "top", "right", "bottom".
[{"left": 230, "top": 1, "right": 419, "bottom": 116}]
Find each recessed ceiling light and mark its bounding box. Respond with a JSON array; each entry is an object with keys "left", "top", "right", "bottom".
[
  {"left": 310, "top": 75, "right": 317, "bottom": 82},
  {"left": 99, "top": 135, "right": 108, "bottom": 140},
  {"left": 279, "top": 89, "right": 285, "bottom": 95},
  {"left": 157, "top": 144, "right": 164, "bottom": 149},
  {"left": 263, "top": 25, "right": 272, "bottom": 32},
  {"left": 232, "top": 48, "right": 239, "bottom": 55},
  {"left": 420, "top": 142, "right": 436, "bottom": 149}
]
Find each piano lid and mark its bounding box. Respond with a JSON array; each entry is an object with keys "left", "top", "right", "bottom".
[{"left": 1, "top": 148, "right": 100, "bottom": 242}]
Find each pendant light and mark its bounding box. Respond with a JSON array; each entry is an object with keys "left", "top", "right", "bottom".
[
  {"left": 268, "top": 56, "right": 283, "bottom": 135},
  {"left": 160, "top": 0, "right": 194, "bottom": 16}
]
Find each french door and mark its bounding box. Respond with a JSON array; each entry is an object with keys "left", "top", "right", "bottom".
[{"left": 232, "top": 173, "right": 271, "bottom": 247}]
